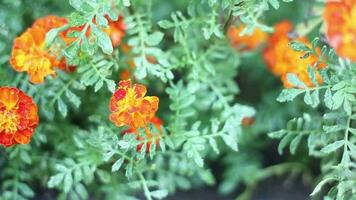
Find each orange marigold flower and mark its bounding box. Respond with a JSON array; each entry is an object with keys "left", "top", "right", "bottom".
[
  {"left": 0, "top": 87, "right": 39, "bottom": 147},
  {"left": 123, "top": 117, "right": 163, "bottom": 152},
  {"left": 32, "top": 15, "right": 67, "bottom": 33},
  {"left": 227, "top": 25, "right": 268, "bottom": 51},
  {"left": 263, "top": 21, "right": 324, "bottom": 88},
  {"left": 242, "top": 117, "right": 254, "bottom": 127},
  {"left": 109, "top": 79, "right": 159, "bottom": 129},
  {"left": 323, "top": 0, "right": 356, "bottom": 61},
  {"left": 103, "top": 16, "right": 126, "bottom": 48},
  {"left": 119, "top": 70, "right": 131, "bottom": 80},
  {"left": 10, "top": 15, "right": 68, "bottom": 84}
]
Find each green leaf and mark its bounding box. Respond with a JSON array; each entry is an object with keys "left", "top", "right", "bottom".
[
  {"left": 332, "top": 90, "right": 344, "bottom": 109},
  {"left": 278, "top": 134, "right": 294, "bottom": 155},
  {"left": 94, "top": 80, "right": 104, "bottom": 92},
  {"left": 290, "top": 134, "right": 303, "bottom": 155},
  {"left": 321, "top": 140, "right": 344, "bottom": 154},
  {"left": 92, "top": 25, "right": 113, "bottom": 54},
  {"left": 158, "top": 20, "right": 174, "bottom": 29},
  {"left": 48, "top": 174, "right": 64, "bottom": 188},
  {"left": 289, "top": 41, "right": 310, "bottom": 52},
  {"left": 46, "top": 28, "right": 59, "bottom": 47},
  {"left": 146, "top": 31, "right": 164, "bottom": 46},
  {"left": 268, "top": 130, "right": 287, "bottom": 138},
  {"left": 324, "top": 88, "right": 333, "bottom": 109},
  {"left": 57, "top": 98, "right": 68, "bottom": 117},
  {"left": 277, "top": 89, "right": 304, "bottom": 102},
  {"left": 268, "top": 0, "right": 280, "bottom": 9},
  {"left": 151, "top": 189, "right": 169, "bottom": 199},
  {"left": 221, "top": 134, "right": 238, "bottom": 151},
  {"left": 209, "top": 138, "right": 219, "bottom": 154},
  {"left": 64, "top": 173, "right": 73, "bottom": 193},
  {"left": 111, "top": 158, "right": 124, "bottom": 172},
  {"left": 286, "top": 73, "right": 307, "bottom": 88},
  {"left": 310, "top": 178, "right": 336, "bottom": 196},
  {"left": 96, "top": 14, "right": 108, "bottom": 28}
]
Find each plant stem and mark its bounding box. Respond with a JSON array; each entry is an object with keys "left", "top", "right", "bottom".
[{"left": 137, "top": 170, "right": 153, "bottom": 200}]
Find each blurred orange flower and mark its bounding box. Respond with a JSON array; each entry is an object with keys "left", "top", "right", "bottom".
[
  {"left": 0, "top": 87, "right": 39, "bottom": 147},
  {"left": 263, "top": 21, "right": 324, "bottom": 88},
  {"left": 324, "top": 0, "right": 356, "bottom": 61},
  {"left": 10, "top": 15, "right": 69, "bottom": 84},
  {"left": 109, "top": 79, "right": 159, "bottom": 129},
  {"left": 103, "top": 16, "right": 126, "bottom": 48},
  {"left": 118, "top": 43, "right": 157, "bottom": 80},
  {"left": 227, "top": 25, "right": 268, "bottom": 51},
  {"left": 123, "top": 116, "right": 163, "bottom": 152}
]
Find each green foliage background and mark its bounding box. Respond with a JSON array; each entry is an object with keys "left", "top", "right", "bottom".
[{"left": 0, "top": 0, "right": 355, "bottom": 200}]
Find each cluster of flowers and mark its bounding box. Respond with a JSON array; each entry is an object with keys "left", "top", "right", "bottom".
[
  {"left": 228, "top": 0, "right": 356, "bottom": 88},
  {"left": 10, "top": 15, "right": 126, "bottom": 84},
  {"left": 1, "top": 14, "right": 163, "bottom": 150},
  {"left": 2, "top": 0, "right": 356, "bottom": 148}
]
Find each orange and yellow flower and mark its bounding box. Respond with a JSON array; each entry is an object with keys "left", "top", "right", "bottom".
[
  {"left": 263, "top": 21, "right": 324, "bottom": 88},
  {"left": 10, "top": 15, "right": 68, "bottom": 84},
  {"left": 109, "top": 79, "right": 159, "bottom": 129},
  {"left": 0, "top": 87, "right": 39, "bottom": 147},
  {"left": 323, "top": 0, "right": 356, "bottom": 61},
  {"left": 123, "top": 116, "right": 163, "bottom": 152},
  {"left": 103, "top": 16, "right": 126, "bottom": 48},
  {"left": 227, "top": 25, "right": 268, "bottom": 51}
]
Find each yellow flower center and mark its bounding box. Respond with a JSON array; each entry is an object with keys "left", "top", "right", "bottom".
[{"left": 0, "top": 110, "right": 19, "bottom": 134}]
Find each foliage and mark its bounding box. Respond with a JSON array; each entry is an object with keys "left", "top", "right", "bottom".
[{"left": 0, "top": 0, "right": 355, "bottom": 200}]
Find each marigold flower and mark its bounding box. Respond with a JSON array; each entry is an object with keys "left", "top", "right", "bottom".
[
  {"left": 227, "top": 25, "right": 268, "bottom": 51},
  {"left": 10, "top": 15, "right": 68, "bottom": 84},
  {"left": 0, "top": 87, "right": 39, "bottom": 147},
  {"left": 242, "top": 117, "right": 254, "bottom": 127},
  {"left": 109, "top": 79, "right": 159, "bottom": 129},
  {"left": 263, "top": 21, "right": 324, "bottom": 88},
  {"left": 323, "top": 0, "right": 356, "bottom": 61},
  {"left": 123, "top": 117, "right": 163, "bottom": 152},
  {"left": 103, "top": 16, "right": 126, "bottom": 48}
]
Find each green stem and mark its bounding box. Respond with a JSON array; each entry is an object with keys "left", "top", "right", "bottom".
[
  {"left": 341, "top": 116, "right": 351, "bottom": 165},
  {"left": 137, "top": 170, "right": 153, "bottom": 200}
]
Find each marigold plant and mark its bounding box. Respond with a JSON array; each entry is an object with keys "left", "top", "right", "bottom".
[{"left": 0, "top": 1, "right": 355, "bottom": 200}]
